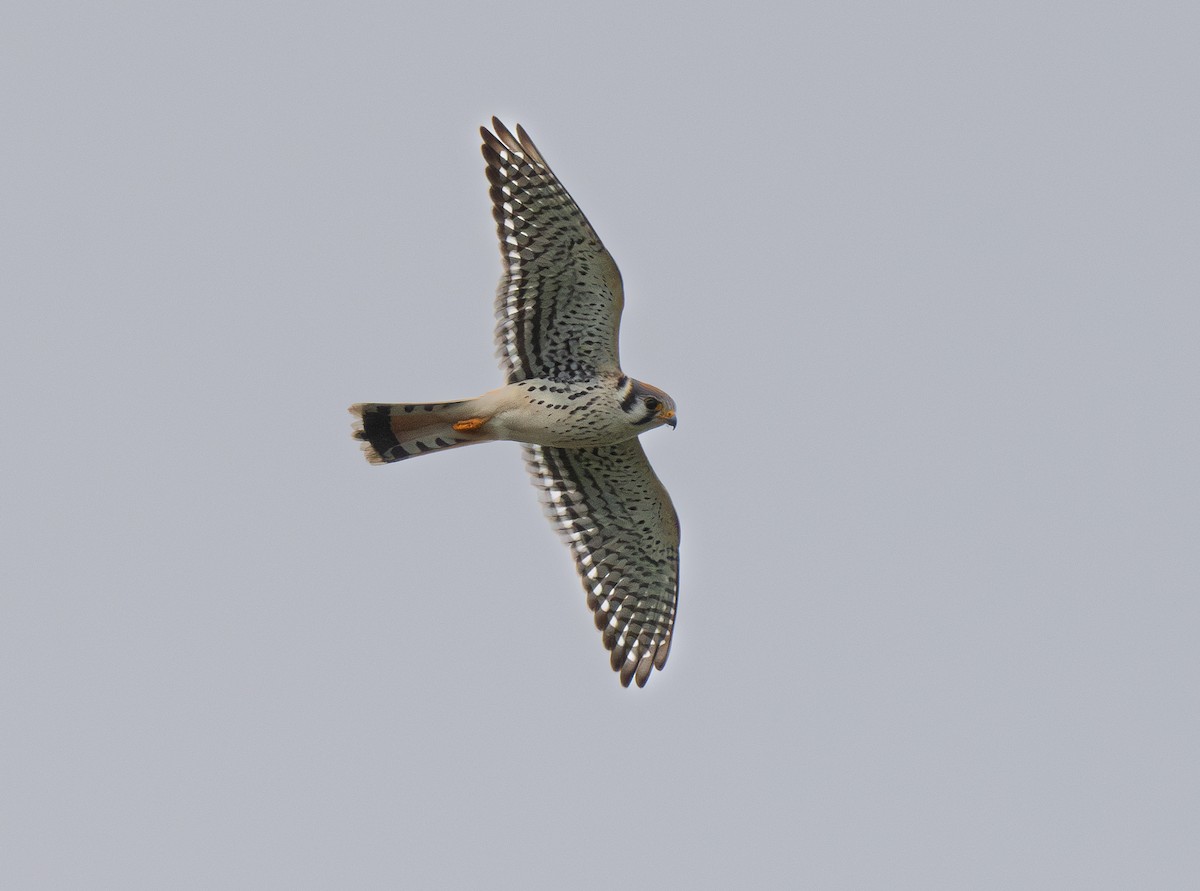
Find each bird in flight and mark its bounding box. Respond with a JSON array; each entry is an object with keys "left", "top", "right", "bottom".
[{"left": 351, "top": 118, "right": 679, "bottom": 687}]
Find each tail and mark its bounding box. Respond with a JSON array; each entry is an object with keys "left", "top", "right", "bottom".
[{"left": 349, "top": 400, "right": 494, "bottom": 464}]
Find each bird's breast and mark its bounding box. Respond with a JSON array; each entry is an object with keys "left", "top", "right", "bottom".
[{"left": 489, "top": 380, "right": 636, "bottom": 448}]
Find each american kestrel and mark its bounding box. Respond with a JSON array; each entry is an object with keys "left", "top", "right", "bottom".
[{"left": 351, "top": 118, "right": 679, "bottom": 687}]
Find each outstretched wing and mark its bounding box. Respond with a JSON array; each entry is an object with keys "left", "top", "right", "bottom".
[
  {"left": 482, "top": 118, "right": 624, "bottom": 384},
  {"left": 524, "top": 440, "right": 679, "bottom": 687}
]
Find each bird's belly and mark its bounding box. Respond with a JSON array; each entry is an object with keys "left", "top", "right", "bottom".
[{"left": 491, "top": 393, "right": 633, "bottom": 448}]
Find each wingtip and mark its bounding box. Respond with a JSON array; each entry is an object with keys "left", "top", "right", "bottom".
[
  {"left": 481, "top": 142, "right": 503, "bottom": 168},
  {"left": 619, "top": 659, "right": 636, "bottom": 687},
  {"left": 491, "top": 118, "right": 522, "bottom": 154},
  {"left": 480, "top": 126, "right": 505, "bottom": 156},
  {"left": 634, "top": 649, "right": 655, "bottom": 687},
  {"left": 654, "top": 635, "right": 672, "bottom": 670},
  {"left": 514, "top": 123, "right": 547, "bottom": 165}
]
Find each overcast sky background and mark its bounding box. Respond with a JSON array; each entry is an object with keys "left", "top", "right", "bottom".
[{"left": 3, "top": 2, "right": 1198, "bottom": 888}]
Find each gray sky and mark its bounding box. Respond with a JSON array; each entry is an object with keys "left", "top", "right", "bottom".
[{"left": 3, "top": 2, "right": 1198, "bottom": 888}]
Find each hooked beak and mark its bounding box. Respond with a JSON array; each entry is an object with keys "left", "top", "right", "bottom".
[{"left": 659, "top": 409, "right": 677, "bottom": 429}]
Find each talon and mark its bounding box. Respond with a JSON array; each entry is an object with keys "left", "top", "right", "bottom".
[{"left": 452, "top": 417, "right": 487, "bottom": 432}]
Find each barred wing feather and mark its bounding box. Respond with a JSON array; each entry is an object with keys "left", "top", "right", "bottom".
[
  {"left": 482, "top": 118, "right": 624, "bottom": 384},
  {"left": 524, "top": 440, "right": 679, "bottom": 687}
]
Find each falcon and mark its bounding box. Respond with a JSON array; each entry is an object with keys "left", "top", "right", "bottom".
[{"left": 350, "top": 118, "right": 679, "bottom": 687}]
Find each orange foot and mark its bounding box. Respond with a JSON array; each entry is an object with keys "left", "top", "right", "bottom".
[{"left": 452, "top": 417, "right": 487, "bottom": 432}]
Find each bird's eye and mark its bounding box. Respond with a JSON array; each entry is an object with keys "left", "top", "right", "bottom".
[{"left": 644, "top": 397, "right": 660, "bottom": 411}]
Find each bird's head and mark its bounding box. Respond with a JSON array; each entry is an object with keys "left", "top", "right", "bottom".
[{"left": 622, "top": 379, "right": 677, "bottom": 431}]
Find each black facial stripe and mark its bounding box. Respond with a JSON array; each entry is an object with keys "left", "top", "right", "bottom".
[{"left": 620, "top": 387, "right": 639, "bottom": 412}]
